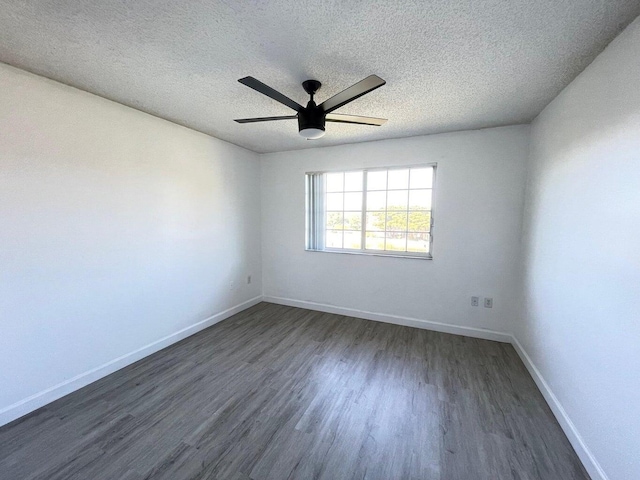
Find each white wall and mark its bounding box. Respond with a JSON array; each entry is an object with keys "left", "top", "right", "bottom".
[
  {"left": 518, "top": 17, "right": 640, "bottom": 480},
  {"left": 261, "top": 126, "right": 529, "bottom": 337},
  {"left": 0, "top": 64, "right": 262, "bottom": 425}
]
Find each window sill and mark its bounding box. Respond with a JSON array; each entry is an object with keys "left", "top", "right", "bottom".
[{"left": 305, "top": 248, "right": 433, "bottom": 260}]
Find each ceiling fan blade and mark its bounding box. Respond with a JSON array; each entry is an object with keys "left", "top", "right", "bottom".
[
  {"left": 325, "top": 113, "right": 387, "bottom": 126},
  {"left": 319, "top": 75, "right": 386, "bottom": 114},
  {"left": 234, "top": 115, "right": 298, "bottom": 123},
  {"left": 238, "top": 77, "right": 303, "bottom": 112}
]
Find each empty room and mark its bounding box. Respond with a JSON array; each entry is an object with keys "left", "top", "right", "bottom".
[{"left": 1, "top": 1, "right": 639, "bottom": 479}]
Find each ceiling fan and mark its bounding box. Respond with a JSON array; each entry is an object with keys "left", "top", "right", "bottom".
[{"left": 234, "top": 75, "right": 387, "bottom": 139}]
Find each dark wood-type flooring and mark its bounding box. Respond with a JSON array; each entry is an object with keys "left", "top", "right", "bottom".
[{"left": 0, "top": 302, "right": 589, "bottom": 479}]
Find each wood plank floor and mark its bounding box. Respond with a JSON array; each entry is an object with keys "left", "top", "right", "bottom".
[{"left": 0, "top": 302, "right": 589, "bottom": 480}]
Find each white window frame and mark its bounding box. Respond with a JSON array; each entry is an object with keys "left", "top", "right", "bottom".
[{"left": 305, "top": 163, "right": 436, "bottom": 260}]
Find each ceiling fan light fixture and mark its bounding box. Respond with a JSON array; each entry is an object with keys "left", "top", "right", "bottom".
[{"left": 299, "top": 127, "right": 325, "bottom": 139}]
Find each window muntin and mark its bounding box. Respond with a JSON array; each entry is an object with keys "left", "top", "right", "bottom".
[{"left": 306, "top": 165, "right": 435, "bottom": 258}]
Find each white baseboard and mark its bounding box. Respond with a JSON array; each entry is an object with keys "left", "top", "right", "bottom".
[
  {"left": 510, "top": 336, "right": 608, "bottom": 480},
  {"left": 263, "top": 295, "right": 512, "bottom": 343},
  {"left": 0, "top": 295, "right": 263, "bottom": 428}
]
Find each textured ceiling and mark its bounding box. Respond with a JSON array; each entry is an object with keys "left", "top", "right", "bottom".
[{"left": 1, "top": 1, "right": 639, "bottom": 153}]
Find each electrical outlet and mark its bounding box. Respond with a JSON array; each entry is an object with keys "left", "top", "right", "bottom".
[
  {"left": 471, "top": 296, "right": 479, "bottom": 307},
  {"left": 484, "top": 297, "right": 493, "bottom": 308},
  {"left": 247, "top": 275, "right": 252, "bottom": 284}
]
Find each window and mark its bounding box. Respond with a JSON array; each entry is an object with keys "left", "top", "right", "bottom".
[{"left": 306, "top": 165, "right": 435, "bottom": 259}]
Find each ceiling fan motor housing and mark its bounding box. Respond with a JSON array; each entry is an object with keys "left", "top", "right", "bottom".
[{"left": 298, "top": 101, "right": 325, "bottom": 134}]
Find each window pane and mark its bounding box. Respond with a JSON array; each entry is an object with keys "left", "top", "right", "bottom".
[
  {"left": 326, "top": 192, "right": 343, "bottom": 210},
  {"left": 409, "top": 189, "right": 432, "bottom": 210},
  {"left": 386, "top": 210, "right": 408, "bottom": 232},
  {"left": 365, "top": 232, "right": 385, "bottom": 250},
  {"left": 326, "top": 212, "right": 343, "bottom": 230},
  {"left": 326, "top": 172, "right": 344, "bottom": 192},
  {"left": 325, "top": 230, "right": 343, "bottom": 248},
  {"left": 343, "top": 212, "right": 362, "bottom": 230},
  {"left": 408, "top": 211, "right": 431, "bottom": 232},
  {"left": 366, "top": 191, "right": 386, "bottom": 210},
  {"left": 308, "top": 167, "right": 434, "bottom": 256},
  {"left": 410, "top": 167, "right": 433, "bottom": 189},
  {"left": 366, "top": 211, "right": 385, "bottom": 231},
  {"left": 385, "top": 232, "right": 407, "bottom": 252},
  {"left": 407, "top": 233, "right": 430, "bottom": 253},
  {"left": 387, "top": 190, "right": 408, "bottom": 210},
  {"left": 367, "top": 170, "right": 387, "bottom": 191},
  {"left": 344, "top": 171, "right": 363, "bottom": 191},
  {"left": 343, "top": 231, "right": 362, "bottom": 249},
  {"left": 388, "top": 169, "right": 409, "bottom": 190},
  {"left": 344, "top": 192, "right": 362, "bottom": 211}
]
